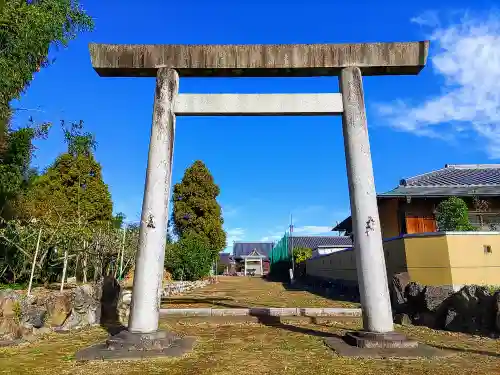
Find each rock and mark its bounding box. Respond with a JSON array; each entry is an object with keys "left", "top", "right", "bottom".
[
  {"left": 45, "top": 293, "right": 72, "bottom": 327},
  {"left": 0, "top": 317, "right": 21, "bottom": 339},
  {"left": 24, "top": 308, "right": 46, "bottom": 329},
  {"left": 99, "top": 276, "right": 121, "bottom": 326},
  {"left": 413, "top": 311, "right": 437, "bottom": 328},
  {"left": 422, "top": 286, "right": 454, "bottom": 312},
  {"left": 444, "top": 309, "right": 459, "bottom": 331},
  {"left": 121, "top": 291, "right": 132, "bottom": 304},
  {"left": 0, "top": 298, "right": 18, "bottom": 319},
  {"left": 404, "top": 282, "right": 424, "bottom": 312},
  {"left": 393, "top": 313, "right": 412, "bottom": 326},
  {"left": 390, "top": 272, "right": 410, "bottom": 313},
  {"left": 494, "top": 291, "right": 500, "bottom": 332},
  {"left": 61, "top": 281, "right": 105, "bottom": 331}
]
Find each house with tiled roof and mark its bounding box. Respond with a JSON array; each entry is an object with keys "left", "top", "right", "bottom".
[
  {"left": 287, "top": 236, "right": 352, "bottom": 258},
  {"left": 333, "top": 164, "right": 500, "bottom": 238}
]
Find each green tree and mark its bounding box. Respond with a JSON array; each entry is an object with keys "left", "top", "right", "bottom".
[
  {"left": 0, "top": 0, "right": 92, "bottom": 217},
  {"left": 19, "top": 121, "right": 112, "bottom": 225},
  {"left": 435, "top": 197, "right": 475, "bottom": 231},
  {"left": 0, "top": 0, "right": 93, "bottom": 122},
  {"left": 164, "top": 233, "right": 213, "bottom": 281},
  {"left": 171, "top": 160, "right": 226, "bottom": 254},
  {"left": 112, "top": 212, "right": 126, "bottom": 229},
  {"left": 293, "top": 247, "right": 312, "bottom": 264},
  {"left": 0, "top": 118, "right": 50, "bottom": 219}
]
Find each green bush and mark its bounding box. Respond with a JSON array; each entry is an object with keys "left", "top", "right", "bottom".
[
  {"left": 485, "top": 285, "right": 500, "bottom": 294},
  {"left": 293, "top": 247, "right": 312, "bottom": 264},
  {"left": 435, "top": 197, "right": 475, "bottom": 231},
  {"left": 164, "top": 232, "right": 214, "bottom": 281}
]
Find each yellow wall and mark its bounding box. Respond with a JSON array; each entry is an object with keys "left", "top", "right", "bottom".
[
  {"left": 383, "top": 238, "right": 408, "bottom": 279},
  {"left": 306, "top": 249, "right": 357, "bottom": 282},
  {"left": 306, "top": 232, "right": 500, "bottom": 287},
  {"left": 400, "top": 235, "right": 452, "bottom": 285},
  {"left": 446, "top": 233, "right": 500, "bottom": 286}
]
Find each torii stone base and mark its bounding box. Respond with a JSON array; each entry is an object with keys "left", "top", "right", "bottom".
[
  {"left": 324, "top": 333, "right": 454, "bottom": 359},
  {"left": 75, "top": 330, "right": 195, "bottom": 362}
]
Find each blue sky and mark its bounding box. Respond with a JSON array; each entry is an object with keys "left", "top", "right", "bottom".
[{"left": 11, "top": 0, "right": 500, "bottom": 252}]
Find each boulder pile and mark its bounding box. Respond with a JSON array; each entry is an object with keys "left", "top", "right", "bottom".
[
  {"left": 390, "top": 272, "right": 500, "bottom": 335},
  {"left": 0, "top": 277, "right": 121, "bottom": 343},
  {"left": 0, "top": 276, "right": 216, "bottom": 342}
]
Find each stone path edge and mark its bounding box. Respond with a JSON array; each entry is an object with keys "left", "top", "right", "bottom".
[{"left": 159, "top": 307, "right": 362, "bottom": 317}]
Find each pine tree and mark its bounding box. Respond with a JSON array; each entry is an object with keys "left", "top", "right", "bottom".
[{"left": 172, "top": 160, "right": 226, "bottom": 253}]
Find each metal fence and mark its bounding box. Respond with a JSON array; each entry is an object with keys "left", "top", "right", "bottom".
[{"left": 269, "top": 232, "right": 290, "bottom": 266}]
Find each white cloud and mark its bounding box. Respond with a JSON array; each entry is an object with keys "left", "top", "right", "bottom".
[
  {"left": 376, "top": 11, "right": 500, "bottom": 158},
  {"left": 225, "top": 228, "right": 245, "bottom": 246},
  {"left": 260, "top": 225, "right": 334, "bottom": 242},
  {"left": 292, "top": 225, "right": 333, "bottom": 235}
]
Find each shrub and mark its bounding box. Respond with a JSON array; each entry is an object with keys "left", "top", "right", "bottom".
[
  {"left": 164, "top": 233, "right": 214, "bottom": 281},
  {"left": 293, "top": 247, "right": 312, "bottom": 264},
  {"left": 435, "top": 197, "right": 475, "bottom": 231}
]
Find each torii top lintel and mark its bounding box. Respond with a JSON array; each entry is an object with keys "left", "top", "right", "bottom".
[{"left": 88, "top": 41, "right": 429, "bottom": 78}]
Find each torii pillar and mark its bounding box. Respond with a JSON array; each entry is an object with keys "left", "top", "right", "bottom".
[{"left": 77, "top": 41, "right": 430, "bottom": 360}]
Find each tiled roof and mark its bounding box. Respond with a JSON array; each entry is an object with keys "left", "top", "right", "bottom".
[
  {"left": 218, "top": 253, "right": 233, "bottom": 266},
  {"left": 379, "top": 164, "right": 500, "bottom": 197},
  {"left": 233, "top": 242, "right": 274, "bottom": 258},
  {"left": 332, "top": 217, "right": 352, "bottom": 233},
  {"left": 288, "top": 236, "right": 352, "bottom": 249}
]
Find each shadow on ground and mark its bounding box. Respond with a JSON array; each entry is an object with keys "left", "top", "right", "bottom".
[
  {"left": 263, "top": 275, "right": 360, "bottom": 305},
  {"left": 428, "top": 344, "right": 500, "bottom": 358},
  {"left": 256, "top": 315, "right": 344, "bottom": 340}
]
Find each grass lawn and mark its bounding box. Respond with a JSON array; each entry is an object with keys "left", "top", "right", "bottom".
[
  {"left": 161, "top": 276, "right": 358, "bottom": 308},
  {"left": 1, "top": 319, "right": 499, "bottom": 375},
  {"left": 1, "top": 277, "right": 499, "bottom": 374}
]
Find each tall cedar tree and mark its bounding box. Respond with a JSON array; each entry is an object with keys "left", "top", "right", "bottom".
[
  {"left": 19, "top": 122, "right": 112, "bottom": 224},
  {"left": 172, "top": 161, "right": 226, "bottom": 253}
]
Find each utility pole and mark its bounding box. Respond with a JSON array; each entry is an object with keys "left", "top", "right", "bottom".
[{"left": 289, "top": 214, "right": 295, "bottom": 282}]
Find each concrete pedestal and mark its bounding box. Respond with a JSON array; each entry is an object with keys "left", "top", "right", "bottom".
[
  {"left": 344, "top": 331, "right": 418, "bottom": 349},
  {"left": 75, "top": 330, "right": 195, "bottom": 361},
  {"left": 323, "top": 334, "right": 452, "bottom": 359}
]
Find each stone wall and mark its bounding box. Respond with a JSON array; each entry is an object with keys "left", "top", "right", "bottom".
[
  {"left": 390, "top": 272, "right": 500, "bottom": 336},
  {"left": 0, "top": 278, "right": 213, "bottom": 343},
  {"left": 118, "top": 280, "right": 213, "bottom": 325}
]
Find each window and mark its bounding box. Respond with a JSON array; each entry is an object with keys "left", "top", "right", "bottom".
[{"left": 484, "top": 245, "right": 492, "bottom": 254}]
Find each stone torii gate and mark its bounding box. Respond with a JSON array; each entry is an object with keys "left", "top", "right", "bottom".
[{"left": 78, "top": 41, "right": 429, "bottom": 360}]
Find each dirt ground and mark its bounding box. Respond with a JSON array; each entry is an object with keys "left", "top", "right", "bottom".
[{"left": 161, "top": 276, "right": 358, "bottom": 308}]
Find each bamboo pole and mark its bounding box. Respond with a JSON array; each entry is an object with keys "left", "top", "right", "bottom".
[
  {"left": 60, "top": 249, "right": 68, "bottom": 292},
  {"left": 27, "top": 228, "right": 42, "bottom": 297},
  {"left": 82, "top": 241, "right": 88, "bottom": 283},
  {"left": 118, "top": 228, "right": 126, "bottom": 279}
]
